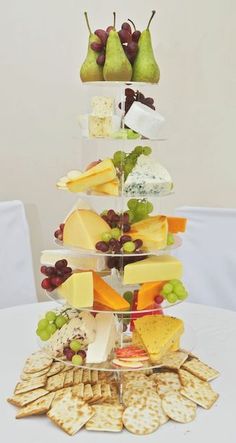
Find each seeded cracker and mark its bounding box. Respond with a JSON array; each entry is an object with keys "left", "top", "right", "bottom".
[
  {"left": 182, "top": 358, "right": 220, "bottom": 381},
  {"left": 14, "top": 376, "right": 47, "bottom": 394},
  {"left": 181, "top": 385, "right": 219, "bottom": 409},
  {"left": 123, "top": 406, "right": 160, "bottom": 435},
  {"left": 7, "top": 388, "right": 49, "bottom": 407},
  {"left": 23, "top": 351, "right": 53, "bottom": 374},
  {"left": 16, "top": 392, "right": 55, "bottom": 418},
  {"left": 86, "top": 404, "right": 123, "bottom": 432},
  {"left": 162, "top": 392, "right": 197, "bottom": 423},
  {"left": 46, "top": 372, "right": 65, "bottom": 391},
  {"left": 46, "top": 362, "right": 65, "bottom": 377}
]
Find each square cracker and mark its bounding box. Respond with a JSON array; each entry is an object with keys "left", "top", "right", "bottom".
[
  {"left": 14, "top": 376, "right": 47, "bottom": 394},
  {"left": 72, "top": 383, "right": 84, "bottom": 398},
  {"left": 181, "top": 385, "right": 219, "bottom": 409},
  {"left": 16, "top": 392, "right": 55, "bottom": 418},
  {"left": 47, "top": 390, "right": 94, "bottom": 435},
  {"left": 160, "top": 351, "right": 188, "bottom": 370},
  {"left": 88, "top": 384, "right": 102, "bottom": 404},
  {"left": 7, "top": 388, "right": 49, "bottom": 407},
  {"left": 182, "top": 358, "right": 220, "bottom": 381},
  {"left": 82, "top": 369, "right": 91, "bottom": 384},
  {"left": 179, "top": 368, "right": 206, "bottom": 387},
  {"left": 64, "top": 369, "right": 74, "bottom": 388},
  {"left": 20, "top": 367, "right": 50, "bottom": 381},
  {"left": 46, "top": 372, "right": 66, "bottom": 391},
  {"left": 73, "top": 369, "right": 83, "bottom": 385},
  {"left": 83, "top": 384, "right": 93, "bottom": 401},
  {"left": 86, "top": 404, "right": 123, "bottom": 432},
  {"left": 46, "top": 362, "right": 65, "bottom": 377}
]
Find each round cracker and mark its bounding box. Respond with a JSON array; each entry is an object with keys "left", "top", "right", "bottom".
[
  {"left": 123, "top": 406, "right": 160, "bottom": 435},
  {"left": 162, "top": 392, "right": 197, "bottom": 423},
  {"left": 20, "top": 366, "right": 50, "bottom": 381},
  {"left": 23, "top": 351, "right": 53, "bottom": 374}
]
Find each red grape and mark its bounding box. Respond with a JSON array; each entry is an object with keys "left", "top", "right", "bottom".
[
  {"left": 107, "top": 209, "right": 116, "bottom": 221},
  {"left": 63, "top": 347, "right": 70, "bottom": 356},
  {"left": 107, "top": 257, "right": 118, "bottom": 269},
  {"left": 95, "top": 241, "right": 109, "bottom": 252},
  {"left": 59, "top": 223, "right": 65, "bottom": 231},
  {"left": 90, "top": 42, "right": 103, "bottom": 52},
  {"left": 95, "top": 29, "right": 108, "bottom": 45},
  {"left": 45, "top": 266, "right": 57, "bottom": 276},
  {"left": 118, "top": 29, "right": 132, "bottom": 44},
  {"left": 106, "top": 25, "right": 114, "bottom": 33},
  {"left": 50, "top": 276, "right": 63, "bottom": 287},
  {"left": 154, "top": 295, "right": 164, "bottom": 305},
  {"left": 54, "top": 229, "right": 62, "bottom": 239},
  {"left": 96, "top": 53, "right": 105, "bottom": 66},
  {"left": 121, "top": 22, "right": 132, "bottom": 33},
  {"left": 65, "top": 348, "right": 75, "bottom": 361},
  {"left": 77, "top": 350, "right": 86, "bottom": 359},
  {"left": 62, "top": 266, "right": 72, "bottom": 275},
  {"left": 40, "top": 265, "right": 48, "bottom": 275},
  {"left": 132, "top": 30, "right": 141, "bottom": 42},
  {"left": 120, "top": 235, "right": 132, "bottom": 245},
  {"left": 126, "top": 41, "right": 138, "bottom": 56},
  {"left": 125, "top": 88, "right": 135, "bottom": 97},
  {"left": 41, "top": 278, "right": 52, "bottom": 290},
  {"left": 108, "top": 239, "right": 121, "bottom": 253},
  {"left": 122, "top": 223, "right": 131, "bottom": 233},
  {"left": 55, "top": 259, "right": 68, "bottom": 269},
  {"left": 134, "top": 239, "right": 143, "bottom": 250}
]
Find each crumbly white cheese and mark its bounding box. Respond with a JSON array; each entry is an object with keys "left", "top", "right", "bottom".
[
  {"left": 124, "top": 155, "right": 173, "bottom": 197},
  {"left": 91, "top": 96, "right": 114, "bottom": 117}
]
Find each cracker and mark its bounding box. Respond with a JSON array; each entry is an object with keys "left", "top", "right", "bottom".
[
  {"left": 64, "top": 369, "right": 74, "bottom": 388},
  {"left": 86, "top": 404, "right": 123, "bottom": 432},
  {"left": 73, "top": 368, "right": 83, "bottom": 385},
  {"left": 52, "top": 388, "right": 72, "bottom": 405},
  {"left": 14, "top": 376, "right": 47, "bottom": 394},
  {"left": 91, "top": 370, "right": 99, "bottom": 385},
  {"left": 182, "top": 358, "right": 220, "bottom": 381},
  {"left": 178, "top": 368, "right": 206, "bottom": 388},
  {"left": 160, "top": 351, "right": 188, "bottom": 370},
  {"left": 101, "top": 383, "right": 111, "bottom": 401},
  {"left": 162, "top": 392, "right": 197, "bottom": 423},
  {"left": 46, "top": 362, "right": 65, "bottom": 377},
  {"left": 23, "top": 351, "right": 53, "bottom": 374},
  {"left": 124, "top": 379, "right": 155, "bottom": 390},
  {"left": 83, "top": 384, "right": 93, "bottom": 401},
  {"left": 181, "top": 385, "right": 219, "bottom": 409},
  {"left": 20, "top": 367, "right": 50, "bottom": 381},
  {"left": 89, "top": 384, "right": 102, "bottom": 403},
  {"left": 46, "top": 372, "right": 65, "bottom": 391},
  {"left": 156, "top": 371, "right": 181, "bottom": 397},
  {"left": 82, "top": 369, "right": 91, "bottom": 384},
  {"left": 122, "top": 406, "right": 159, "bottom": 435},
  {"left": 16, "top": 392, "right": 55, "bottom": 418},
  {"left": 72, "top": 383, "right": 84, "bottom": 398},
  {"left": 7, "top": 388, "right": 49, "bottom": 407},
  {"left": 47, "top": 390, "right": 94, "bottom": 435}
]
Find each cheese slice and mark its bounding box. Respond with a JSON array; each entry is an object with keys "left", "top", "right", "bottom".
[
  {"left": 57, "top": 272, "right": 94, "bottom": 308},
  {"left": 123, "top": 255, "right": 183, "bottom": 285},
  {"left": 86, "top": 313, "right": 117, "bottom": 363},
  {"left": 91, "top": 178, "right": 119, "bottom": 196},
  {"left": 133, "top": 315, "right": 184, "bottom": 363},
  {"left": 67, "top": 159, "right": 116, "bottom": 193},
  {"left": 63, "top": 209, "right": 111, "bottom": 250},
  {"left": 93, "top": 272, "right": 130, "bottom": 311},
  {"left": 137, "top": 281, "right": 166, "bottom": 310},
  {"left": 129, "top": 216, "right": 168, "bottom": 250},
  {"left": 167, "top": 216, "right": 187, "bottom": 233}
]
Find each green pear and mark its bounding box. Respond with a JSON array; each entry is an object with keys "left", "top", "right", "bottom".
[
  {"left": 80, "top": 12, "right": 104, "bottom": 82},
  {"left": 103, "top": 13, "right": 132, "bottom": 82},
  {"left": 132, "top": 11, "right": 160, "bottom": 83}
]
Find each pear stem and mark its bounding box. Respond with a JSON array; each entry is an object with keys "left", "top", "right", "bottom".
[
  {"left": 84, "top": 11, "right": 92, "bottom": 35},
  {"left": 147, "top": 10, "right": 156, "bottom": 30},
  {"left": 128, "top": 18, "right": 136, "bottom": 31},
  {"left": 113, "top": 11, "right": 116, "bottom": 29}
]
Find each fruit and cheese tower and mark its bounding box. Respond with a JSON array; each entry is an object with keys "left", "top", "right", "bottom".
[{"left": 38, "top": 11, "right": 189, "bottom": 378}]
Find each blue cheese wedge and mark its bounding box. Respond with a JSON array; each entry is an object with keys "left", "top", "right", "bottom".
[{"left": 124, "top": 155, "right": 173, "bottom": 197}]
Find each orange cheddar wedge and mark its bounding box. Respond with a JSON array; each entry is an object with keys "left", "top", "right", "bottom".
[
  {"left": 93, "top": 272, "right": 130, "bottom": 311},
  {"left": 167, "top": 216, "right": 187, "bottom": 233},
  {"left": 137, "top": 281, "right": 166, "bottom": 310}
]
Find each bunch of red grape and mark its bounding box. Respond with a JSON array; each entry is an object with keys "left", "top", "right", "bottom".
[
  {"left": 41, "top": 259, "right": 72, "bottom": 292},
  {"left": 119, "top": 88, "right": 156, "bottom": 115},
  {"left": 54, "top": 223, "right": 65, "bottom": 241},
  {"left": 91, "top": 19, "right": 141, "bottom": 67}
]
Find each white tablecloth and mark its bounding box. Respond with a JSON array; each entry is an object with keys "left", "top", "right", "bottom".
[{"left": 1, "top": 301, "right": 236, "bottom": 443}]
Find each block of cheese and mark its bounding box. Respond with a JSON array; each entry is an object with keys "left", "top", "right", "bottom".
[
  {"left": 133, "top": 315, "right": 184, "bottom": 362},
  {"left": 41, "top": 250, "right": 106, "bottom": 272},
  {"left": 67, "top": 159, "right": 116, "bottom": 193},
  {"left": 63, "top": 209, "right": 111, "bottom": 250},
  {"left": 93, "top": 272, "right": 130, "bottom": 311},
  {"left": 91, "top": 178, "right": 120, "bottom": 196},
  {"left": 129, "top": 216, "right": 168, "bottom": 250},
  {"left": 89, "top": 115, "right": 112, "bottom": 138},
  {"left": 167, "top": 216, "right": 187, "bottom": 233},
  {"left": 124, "top": 102, "right": 165, "bottom": 139},
  {"left": 137, "top": 281, "right": 166, "bottom": 310},
  {"left": 132, "top": 330, "right": 180, "bottom": 353},
  {"left": 91, "top": 96, "right": 114, "bottom": 117},
  {"left": 86, "top": 313, "right": 117, "bottom": 363},
  {"left": 57, "top": 272, "right": 93, "bottom": 308},
  {"left": 123, "top": 255, "right": 183, "bottom": 285}
]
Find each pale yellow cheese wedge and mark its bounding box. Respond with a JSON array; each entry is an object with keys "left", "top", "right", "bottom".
[
  {"left": 67, "top": 159, "right": 116, "bottom": 193},
  {"left": 123, "top": 255, "right": 183, "bottom": 285},
  {"left": 57, "top": 272, "right": 94, "bottom": 308},
  {"left": 91, "top": 178, "right": 119, "bottom": 196}
]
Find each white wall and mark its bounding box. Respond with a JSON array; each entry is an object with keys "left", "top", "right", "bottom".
[{"left": 0, "top": 0, "right": 235, "bottom": 299}]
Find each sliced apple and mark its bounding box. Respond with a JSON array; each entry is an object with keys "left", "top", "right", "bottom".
[{"left": 112, "top": 359, "right": 144, "bottom": 369}]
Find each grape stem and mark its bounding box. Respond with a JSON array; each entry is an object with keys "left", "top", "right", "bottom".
[
  {"left": 84, "top": 11, "right": 92, "bottom": 35},
  {"left": 147, "top": 10, "right": 156, "bottom": 30},
  {"left": 128, "top": 18, "right": 136, "bottom": 31},
  {"left": 113, "top": 11, "right": 116, "bottom": 29},
  {"left": 61, "top": 307, "right": 73, "bottom": 319}
]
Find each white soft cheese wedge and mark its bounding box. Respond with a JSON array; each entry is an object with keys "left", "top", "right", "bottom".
[
  {"left": 124, "top": 101, "right": 165, "bottom": 139},
  {"left": 40, "top": 249, "right": 106, "bottom": 272},
  {"left": 86, "top": 313, "right": 117, "bottom": 364}
]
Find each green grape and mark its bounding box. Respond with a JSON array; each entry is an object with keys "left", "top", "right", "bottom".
[
  {"left": 101, "top": 231, "right": 112, "bottom": 242},
  {"left": 70, "top": 340, "right": 81, "bottom": 352},
  {"left": 169, "top": 279, "right": 182, "bottom": 289},
  {"left": 135, "top": 203, "right": 149, "bottom": 219},
  {"left": 123, "top": 291, "right": 134, "bottom": 305},
  {"left": 142, "top": 146, "right": 152, "bottom": 155},
  {"left": 36, "top": 328, "right": 41, "bottom": 336},
  {"left": 72, "top": 354, "right": 83, "bottom": 366},
  {"left": 45, "top": 311, "right": 56, "bottom": 322},
  {"left": 124, "top": 161, "right": 135, "bottom": 179},
  {"left": 167, "top": 233, "right": 175, "bottom": 246},
  {"left": 39, "top": 330, "right": 51, "bottom": 341},
  {"left": 55, "top": 315, "right": 67, "bottom": 329},
  {"left": 134, "top": 146, "right": 143, "bottom": 155},
  {"left": 127, "top": 129, "right": 140, "bottom": 139},
  {"left": 123, "top": 241, "right": 136, "bottom": 253},
  {"left": 111, "top": 227, "right": 121, "bottom": 239},
  {"left": 46, "top": 323, "right": 57, "bottom": 335},
  {"left": 176, "top": 288, "right": 188, "bottom": 300},
  {"left": 166, "top": 292, "right": 178, "bottom": 304},
  {"left": 126, "top": 210, "right": 134, "bottom": 223},
  {"left": 38, "top": 318, "right": 49, "bottom": 331},
  {"left": 162, "top": 283, "right": 173, "bottom": 296},
  {"left": 146, "top": 201, "right": 154, "bottom": 214},
  {"left": 113, "top": 150, "right": 126, "bottom": 167},
  {"left": 127, "top": 199, "right": 138, "bottom": 211},
  {"left": 174, "top": 284, "right": 187, "bottom": 298}
]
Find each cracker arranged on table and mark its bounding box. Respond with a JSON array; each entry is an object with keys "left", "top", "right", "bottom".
[
  {"left": 162, "top": 392, "right": 197, "bottom": 423},
  {"left": 182, "top": 358, "right": 220, "bottom": 381},
  {"left": 122, "top": 406, "right": 160, "bottom": 435},
  {"left": 16, "top": 392, "right": 55, "bottom": 419},
  {"left": 23, "top": 351, "right": 53, "bottom": 374},
  {"left": 86, "top": 404, "right": 123, "bottom": 432},
  {"left": 160, "top": 350, "right": 189, "bottom": 370},
  {"left": 181, "top": 384, "right": 219, "bottom": 409},
  {"left": 14, "top": 375, "right": 47, "bottom": 395},
  {"left": 45, "top": 372, "right": 65, "bottom": 392},
  {"left": 7, "top": 388, "right": 49, "bottom": 407}
]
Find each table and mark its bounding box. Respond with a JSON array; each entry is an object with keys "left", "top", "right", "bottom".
[{"left": 1, "top": 301, "right": 236, "bottom": 443}]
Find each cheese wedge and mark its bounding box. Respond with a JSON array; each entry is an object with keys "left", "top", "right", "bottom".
[
  {"left": 91, "top": 178, "right": 119, "bottom": 196},
  {"left": 63, "top": 209, "right": 111, "bottom": 250},
  {"left": 93, "top": 272, "right": 130, "bottom": 311},
  {"left": 137, "top": 281, "right": 166, "bottom": 310},
  {"left": 129, "top": 216, "right": 168, "bottom": 250},
  {"left": 133, "top": 315, "right": 184, "bottom": 363},
  {"left": 132, "top": 330, "right": 180, "bottom": 353},
  {"left": 67, "top": 159, "right": 116, "bottom": 193},
  {"left": 167, "top": 216, "right": 187, "bottom": 233},
  {"left": 123, "top": 255, "right": 183, "bottom": 285},
  {"left": 86, "top": 313, "right": 117, "bottom": 363},
  {"left": 40, "top": 250, "right": 106, "bottom": 272},
  {"left": 57, "top": 272, "right": 93, "bottom": 308}
]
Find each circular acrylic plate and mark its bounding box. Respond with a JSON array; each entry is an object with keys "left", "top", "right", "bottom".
[
  {"left": 81, "top": 81, "right": 159, "bottom": 88},
  {"left": 79, "top": 135, "right": 167, "bottom": 142},
  {"left": 58, "top": 188, "right": 174, "bottom": 199},
  {"left": 38, "top": 322, "right": 196, "bottom": 373},
  {"left": 54, "top": 234, "right": 181, "bottom": 257}
]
